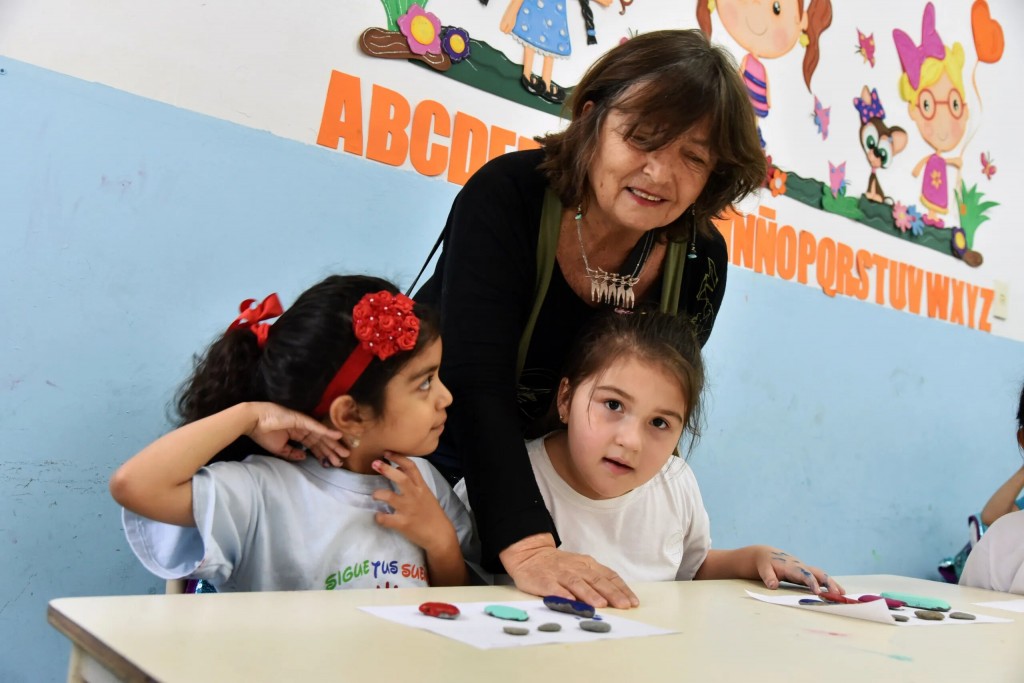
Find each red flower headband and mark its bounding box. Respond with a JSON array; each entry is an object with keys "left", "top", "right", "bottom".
[
  {"left": 313, "top": 290, "right": 420, "bottom": 417},
  {"left": 227, "top": 294, "right": 283, "bottom": 348}
]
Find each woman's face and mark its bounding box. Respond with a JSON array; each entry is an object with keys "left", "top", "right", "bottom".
[
  {"left": 585, "top": 106, "right": 713, "bottom": 235},
  {"left": 717, "top": 0, "right": 806, "bottom": 59}
]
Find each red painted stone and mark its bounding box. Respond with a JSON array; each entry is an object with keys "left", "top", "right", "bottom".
[
  {"left": 819, "top": 591, "right": 859, "bottom": 605},
  {"left": 419, "top": 602, "right": 460, "bottom": 619}
]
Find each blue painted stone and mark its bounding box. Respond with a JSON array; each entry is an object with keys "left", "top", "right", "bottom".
[
  {"left": 543, "top": 595, "right": 595, "bottom": 618},
  {"left": 484, "top": 604, "right": 529, "bottom": 621}
]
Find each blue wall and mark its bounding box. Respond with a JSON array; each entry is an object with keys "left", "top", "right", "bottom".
[{"left": 2, "top": 58, "right": 1022, "bottom": 682}]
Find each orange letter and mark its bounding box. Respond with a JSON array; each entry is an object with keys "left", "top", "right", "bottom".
[
  {"left": 871, "top": 254, "right": 889, "bottom": 305},
  {"left": 488, "top": 126, "right": 518, "bottom": 161},
  {"left": 816, "top": 237, "right": 837, "bottom": 297},
  {"left": 448, "top": 112, "right": 489, "bottom": 186},
  {"left": 797, "top": 230, "right": 816, "bottom": 285},
  {"left": 949, "top": 279, "right": 966, "bottom": 326},
  {"left": 409, "top": 99, "right": 450, "bottom": 177},
  {"left": 317, "top": 70, "right": 363, "bottom": 154},
  {"left": 733, "top": 211, "right": 756, "bottom": 269},
  {"left": 366, "top": 84, "right": 411, "bottom": 167},
  {"left": 712, "top": 209, "right": 737, "bottom": 253},
  {"left": 754, "top": 206, "right": 777, "bottom": 276},
  {"left": 978, "top": 288, "right": 994, "bottom": 333},
  {"left": 518, "top": 135, "right": 541, "bottom": 151},
  {"left": 776, "top": 225, "right": 797, "bottom": 281},
  {"left": 965, "top": 283, "right": 979, "bottom": 329},
  {"left": 835, "top": 242, "right": 856, "bottom": 297},
  {"left": 906, "top": 265, "right": 924, "bottom": 315},
  {"left": 926, "top": 272, "right": 950, "bottom": 320}
]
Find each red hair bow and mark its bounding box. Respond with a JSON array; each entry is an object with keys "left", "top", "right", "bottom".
[{"left": 227, "top": 293, "right": 283, "bottom": 348}]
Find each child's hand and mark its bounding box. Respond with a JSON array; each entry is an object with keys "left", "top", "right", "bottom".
[
  {"left": 244, "top": 402, "right": 347, "bottom": 464},
  {"left": 371, "top": 455, "right": 458, "bottom": 554},
  {"left": 756, "top": 547, "right": 844, "bottom": 595}
]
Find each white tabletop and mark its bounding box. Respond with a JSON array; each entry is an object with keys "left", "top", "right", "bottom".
[{"left": 49, "top": 575, "right": 1024, "bottom": 682}]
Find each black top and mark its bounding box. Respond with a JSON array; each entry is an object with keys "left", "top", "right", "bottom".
[{"left": 415, "top": 149, "right": 728, "bottom": 571}]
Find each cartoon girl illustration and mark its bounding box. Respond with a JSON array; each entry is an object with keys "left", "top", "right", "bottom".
[
  {"left": 501, "top": 0, "right": 612, "bottom": 104},
  {"left": 894, "top": 2, "right": 969, "bottom": 228},
  {"left": 696, "top": 0, "right": 833, "bottom": 148}
]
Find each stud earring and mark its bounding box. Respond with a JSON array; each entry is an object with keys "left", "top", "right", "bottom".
[
  {"left": 559, "top": 413, "right": 566, "bottom": 423},
  {"left": 346, "top": 435, "right": 360, "bottom": 449},
  {"left": 799, "top": 31, "right": 809, "bottom": 48}
]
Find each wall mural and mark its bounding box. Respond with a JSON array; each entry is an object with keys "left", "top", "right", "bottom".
[{"left": 320, "top": 0, "right": 1016, "bottom": 334}]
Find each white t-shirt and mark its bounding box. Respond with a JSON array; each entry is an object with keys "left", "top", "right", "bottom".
[
  {"left": 960, "top": 508, "right": 1024, "bottom": 595},
  {"left": 526, "top": 435, "right": 711, "bottom": 582},
  {"left": 123, "top": 455, "right": 476, "bottom": 592}
]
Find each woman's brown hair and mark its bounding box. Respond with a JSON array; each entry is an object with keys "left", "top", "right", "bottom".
[{"left": 538, "top": 29, "right": 765, "bottom": 240}]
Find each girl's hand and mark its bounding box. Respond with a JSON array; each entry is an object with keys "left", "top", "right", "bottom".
[
  {"left": 244, "top": 402, "right": 348, "bottom": 464},
  {"left": 755, "top": 546, "right": 844, "bottom": 595},
  {"left": 371, "top": 455, "right": 459, "bottom": 554},
  {"left": 499, "top": 534, "right": 639, "bottom": 609}
]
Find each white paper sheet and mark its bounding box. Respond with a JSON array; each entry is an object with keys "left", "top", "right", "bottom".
[
  {"left": 359, "top": 599, "right": 675, "bottom": 649},
  {"left": 973, "top": 598, "right": 1024, "bottom": 613},
  {"left": 746, "top": 591, "right": 1013, "bottom": 626}
]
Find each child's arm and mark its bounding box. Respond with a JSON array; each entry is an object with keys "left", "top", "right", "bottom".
[
  {"left": 980, "top": 466, "right": 1024, "bottom": 526},
  {"left": 109, "top": 403, "right": 345, "bottom": 527},
  {"left": 371, "top": 455, "right": 467, "bottom": 586},
  {"left": 694, "top": 546, "right": 843, "bottom": 594}
]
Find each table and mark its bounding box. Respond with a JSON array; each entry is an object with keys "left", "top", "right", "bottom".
[{"left": 49, "top": 575, "right": 1024, "bottom": 682}]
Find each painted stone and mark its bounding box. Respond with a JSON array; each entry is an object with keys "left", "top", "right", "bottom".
[
  {"left": 949, "top": 611, "right": 976, "bottom": 620},
  {"left": 914, "top": 609, "right": 945, "bottom": 621},
  {"left": 538, "top": 623, "right": 562, "bottom": 632},
  {"left": 484, "top": 605, "right": 529, "bottom": 621},
  {"left": 799, "top": 598, "right": 825, "bottom": 605},
  {"left": 819, "top": 591, "right": 859, "bottom": 605},
  {"left": 892, "top": 614, "right": 909, "bottom": 622},
  {"left": 418, "top": 602, "right": 460, "bottom": 619},
  {"left": 543, "top": 595, "right": 595, "bottom": 618},
  {"left": 503, "top": 626, "right": 529, "bottom": 636},
  {"left": 579, "top": 619, "right": 611, "bottom": 633},
  {"left": 857, "top": 594, "right": 906, "bottom": 609}
]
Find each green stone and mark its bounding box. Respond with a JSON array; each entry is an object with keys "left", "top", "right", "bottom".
[{"left": 484, "top": 605, "right": 529, "bottom": 621}]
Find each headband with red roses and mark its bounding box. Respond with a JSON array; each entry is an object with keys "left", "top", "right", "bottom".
[{"left": 313, "top": 290, "right": 420, "bottom": 417}]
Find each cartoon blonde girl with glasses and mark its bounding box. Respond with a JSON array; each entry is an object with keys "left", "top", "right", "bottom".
[{"left": 895, "top": 2, "right": 968, "bottom": 228}]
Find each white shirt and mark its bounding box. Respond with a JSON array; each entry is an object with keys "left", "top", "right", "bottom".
[
  {"left": 123, "top": 455, "right": 476, "bottom": 592},
  {"left": 526, "top": 435, "right": 711, "bottom": 582},
  {"left": 960, "top": 508, "right": 1024, "bottom": 595}
]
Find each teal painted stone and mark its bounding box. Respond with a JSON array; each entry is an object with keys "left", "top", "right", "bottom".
[{"left": 485, "top": 605, "right": 529, "bottom": 621}]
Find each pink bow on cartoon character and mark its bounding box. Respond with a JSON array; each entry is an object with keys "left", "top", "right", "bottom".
[{"left": 893, "top": 2, "right": 945, "bottom": 90}]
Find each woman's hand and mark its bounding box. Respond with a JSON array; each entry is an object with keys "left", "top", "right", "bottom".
[
  {"left": 499, "top": 534, "right": 639, "bottom": 609},
  {"left": 754, "top": 547, "right": 844, "bottom": 595},
  {"left": 243, "top": 402, "right": 348, "bottom": 465}
]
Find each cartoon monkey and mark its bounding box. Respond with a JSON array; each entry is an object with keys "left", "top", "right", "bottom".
[{"left": 854, "top": 87, "right": 907, "bottom": 203}]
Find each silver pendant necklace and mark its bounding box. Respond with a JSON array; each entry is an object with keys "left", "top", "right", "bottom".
[{"left": 575, "top": 206, "right": 655, "bottom": 309}]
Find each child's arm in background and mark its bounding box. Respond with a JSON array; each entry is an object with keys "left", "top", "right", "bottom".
[
  {"left": 694, "top": 546, "right": 844, "bottom": 595},
  {"left": 109, "top": 403, "right": 344, "bottom": 527},
  {"left": 980, "top": 466, "right": 1024, "bottom": 527},
  {"left": 371, "top": 455, "right": 468, "bottom": 586}
]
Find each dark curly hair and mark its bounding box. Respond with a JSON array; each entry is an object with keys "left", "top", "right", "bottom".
[
  {"left": 174, "top": 274, "right": 439, "bottom": 461},
  {"left": 538, "top": 29, "right": 766, "bottom": 242}
]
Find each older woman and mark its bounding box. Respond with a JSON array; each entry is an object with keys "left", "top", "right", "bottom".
[{"left": 415, "top": 29, "right": 765, "bottom": 607}]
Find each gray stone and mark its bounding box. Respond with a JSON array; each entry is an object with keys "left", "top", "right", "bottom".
[
  {"left": 579, "top": 619, "right": 611, "bottom": 633},
  {"left": 538, "top": 623, "right": 562, "bottom": 632},
  {"left": 892, "top": 614, "right": 909, "bottom": 622},
  {"left": 914, "top": 609, "right": 945, "bottom": 621},
  {"left": 949, "top": 611, "right": 976, "bottom": 620},
  {"left": 503, "top": 626, "right": 529, "bottom": 636}
]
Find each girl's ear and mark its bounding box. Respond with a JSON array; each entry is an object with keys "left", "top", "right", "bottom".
[
  {"left": 556, "top": 378, "right": 573, "bottom": 422},
  {"left": 327, "top": 395, "right": 369, "bottom": 437}
]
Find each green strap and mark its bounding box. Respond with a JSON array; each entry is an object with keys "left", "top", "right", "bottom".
[
  {"left": 517, "top": 188, "right": 562, "bottom": 380},
  {"left": 516, "top": 191, "right": 689, "bottom": 380},
  {"left": 660, "top": 240, "right": 687, "bottom": 315}
]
